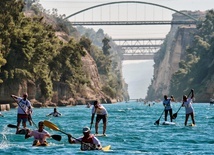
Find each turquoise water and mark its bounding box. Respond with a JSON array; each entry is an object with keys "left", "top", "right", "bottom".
[{"left": 1, "top": 102, "right": 214, "bottom": 155}]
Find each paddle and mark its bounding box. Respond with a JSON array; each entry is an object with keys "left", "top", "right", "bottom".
[
  {"left": 51, "top": 135, "right": 62, "bottom": 141},
  {"left": 7, "top": 124, "right": 18, "bottom": 128},
  {"left": 172, "top": 89, "right": 192, "bottom": 119},
  {"left": 11, "top": 95, "right": 37, "bottom": 128},
  {"left": 44, "top": 120, "right": 102, "bottom": 150},
  {"left": 44, "top": 120, "right": 69, "bottom": 135},
  {"left": 90, "top": 109, "right": 96, "bottom": 130},
  {"left": 154, "top": 108, "right": 165, "bottom": 125}
]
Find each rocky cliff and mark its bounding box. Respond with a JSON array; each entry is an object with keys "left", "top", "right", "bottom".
[
  {"left": 0, "top": 10, "right": 122, "bottom": 108},
  {"left": 146, "top": 11, "right": 207, "bottom": 101},
  {"left": 0, "top": 49, "right": 115, "bottom": 108}
]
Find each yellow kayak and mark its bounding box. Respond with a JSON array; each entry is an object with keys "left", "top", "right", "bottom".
[
  {"left": 32, "top": 140, "right": 48, "bottom": 147},
  {"left": 102, "top": 145, "right": 111, "bottom": 152}
]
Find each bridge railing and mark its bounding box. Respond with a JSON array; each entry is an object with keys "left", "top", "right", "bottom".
[{"left": 71, "top": 20, "right": 197, "bottom": 26}]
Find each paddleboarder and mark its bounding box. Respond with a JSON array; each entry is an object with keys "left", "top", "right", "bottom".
[
  {"left": 163, "top": 95, "right": 175, "bottom": 122},
  {"left": 46, "top": 108, "right": 62, "bottom": 117},
  {"left": 182, "top": 89, "right": 195, "bottom": 126},
  {"left": 67, "top": 126, "right": 102, "bottom": 151},
  {"left": 91, "top": 101, "right": 108, "bottom": 136},
  {"left": 11, "top": 93, "right": 33, "bottom": 133}
]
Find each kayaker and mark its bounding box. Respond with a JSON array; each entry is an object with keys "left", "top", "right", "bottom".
[
  {"left": 25, "top": 121, "right": 51, "bottom": 146},
  {"left": 90, "top": 101, "right": 108, "bottom": 136},
  {"left": 46, "top": 108, "right": 62, "bottom": 117},
  {"left": 67, "top": 126, "right": 102, "bottom": 151}
]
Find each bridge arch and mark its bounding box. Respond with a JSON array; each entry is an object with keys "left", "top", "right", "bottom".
[{"left": 64, "top": 1, "right": 198, "bottom": 21}]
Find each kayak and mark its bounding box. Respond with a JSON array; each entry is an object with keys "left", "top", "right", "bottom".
[
  {"left": 102, "top": 145, "right": 111, "bottom": 151},
  {"left": 32, "top": 140, "right": 48, "bottom": 147},
  {"left": 33, "top": 143, "right": 48, "bottom": 147}
]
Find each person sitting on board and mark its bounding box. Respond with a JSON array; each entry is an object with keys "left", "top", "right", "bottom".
[
  {"left": 163, "top": 95, "right": 175, "bottom": 122},
  {"left": 25, "top": 121, "right": 51, "bottom": 146},
  {"left": 11, "top": 93, "right": 33, "bottom": 134},
  {"left": 91, "top": 101, "right": 108, "bottom": 136},
  {"left": 182, "top": 89, "right": 195, "bottom": 126},
  {"left": 67, "top": 126, "right": 102, "bottom": 151},
  {"left": 46, "top": 108, "right": 62, "bottom": 117}
]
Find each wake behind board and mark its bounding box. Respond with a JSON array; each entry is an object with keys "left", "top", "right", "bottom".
[{"left": 162, "top": 121, "right": 176, "bottom": 125}]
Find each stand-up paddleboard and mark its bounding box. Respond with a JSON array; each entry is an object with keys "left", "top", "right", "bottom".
[
  {"left": 162, "top": 121, "right": 176, "bottom": 125},
  {"left": 188, "top": 123, "right": 195, "bottom": 127},
  {"left": 7, "top": 124, "right": 29, "bottom": 134},
  {"left": 17, "top": 128, "right": 29, "bottom": 134},
  {"left": 94, "top": 134, "right": 107, "bottom": 137}
]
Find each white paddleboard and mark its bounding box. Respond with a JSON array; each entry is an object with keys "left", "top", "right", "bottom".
[
  {"left": 187, "top": 123, "right": 195, "bottom": 127},
  {"left": 94, "top": 134, "right": 107, "bottom": 137},
  {"left": 162, "top": 121, "right": 176, "bottom": 125}
]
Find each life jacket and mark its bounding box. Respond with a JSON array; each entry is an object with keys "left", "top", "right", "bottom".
[{"left": 80, "top": 135, "right": 96, "bottom": 151}]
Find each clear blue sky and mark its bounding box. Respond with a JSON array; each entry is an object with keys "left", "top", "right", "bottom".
[{"left": 39, "top": 0, "right": 214, "bottom": 38}]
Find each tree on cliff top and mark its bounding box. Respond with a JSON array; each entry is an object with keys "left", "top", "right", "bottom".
[{"left": 0, "top": 0, "right": 88, "bottom": 101}]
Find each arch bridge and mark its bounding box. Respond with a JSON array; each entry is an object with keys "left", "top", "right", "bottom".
[
  {"left": 64, "top": 1, "right": 198, "bottom": 22},
  {"left": 64, "top": 1, "right": 198, "bottom": 60}
]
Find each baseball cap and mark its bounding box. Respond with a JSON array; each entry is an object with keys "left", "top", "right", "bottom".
[{"left": 82, "top": 127, "right": 90, "bottom": 133}]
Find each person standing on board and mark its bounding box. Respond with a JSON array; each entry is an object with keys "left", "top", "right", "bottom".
[
  {"left": 67, "top": 126, "right": 102, "bottom": 151},
  {"left": 90, "top": 101, "right": 108, "bottom": 136},
  {"left": 46, "top": 108, "right": 62, "bottom": 117},
  {"left": 182, "top": 89, "right": 195, "bottom": 126},
  {"left": 163, "top": 95, "right": 175, "bottom": 122},
  {"left": 25, "top": 121, "right": 51, "bottom": 146},
  {"left": 11, "top": 93, "right": 33, "bottom": 133}
]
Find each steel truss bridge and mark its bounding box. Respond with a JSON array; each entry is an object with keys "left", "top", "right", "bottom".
[{"left": 113, "top": 38, "right": 164, "bottom": 60}]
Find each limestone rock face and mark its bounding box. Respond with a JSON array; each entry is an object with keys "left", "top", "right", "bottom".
[
  {"left": 146, "top": 11, "right": 210, "bottom": 101},
  {"left": 152, "top": 26, "right": 197, "bottom": 97},
  {"left": 0, "top": 50, "right": 114, "bottom": 107}
]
